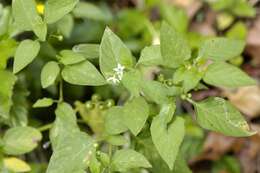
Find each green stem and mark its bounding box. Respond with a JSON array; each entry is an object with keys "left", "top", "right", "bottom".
[
  {"left": 37, "top": 123, "right": 53, "bottom": 132},
  {"left": 59, "top": 80, "right": 63, "bottom": 102}
]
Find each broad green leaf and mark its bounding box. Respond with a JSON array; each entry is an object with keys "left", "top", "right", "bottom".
[
  {"left": 9, "top": 81, "right": 29, "bottom": 127},
  {"left": 33, "top": 98, "right": 54, "bottom": 108},
  {"left": 173, "top": 66, "right": 203, "bottom": 92},
  {"left": 106, "top": 135, "right": 127, "bottom": 146},
  {"left": 73, "top": 2, "right": 107, "bottom": 21},
  {"left": 226, "top": 22, "right": 247, "bottom": 40},
  {"left": 41, "top": 61, "right": 60, "bottom": 88},
  {"left": 203, "top": 62, "right": 256, "bottom": 88},
  {"left": 50, "top": 102, "right": 79, "bottom": 149},
  {"left": 12, "top": 0, "right": 47, "bottom": 40},
  {"left": 0, "top": 6, "right": 11, "bottom": 36},
  {"left": 73, "top": 44, "right": 99, "bottom": 59},
  {"left": 47, "top": 103, "right": 96, "bottom": 173},
  {"left": 138, "top": 137, "right": 191, "bottom": 173},
  {"left": 0, "top": 70, "right": 16, "bottom": 119},
  {"left": 160, "top": 22, "right": 191, "bottom": 68},
  {"left": 61, "top": 60, "right": 106, "bottom": 86},
  {"left": 123, "top": 97, "right": 149, "bottom": 136},
  {"left": 0, "top": 39, "right": 17, "bottom": 69},
  {"left": 100, "top": 27, "right": 133, "bottom": 79},
  {"left": 111, "top": 149, "right": 151, "bottom": 172},
  {"left": 151, "top": 104, "right": 185, "bottom": 170},
  {"left": 137, "top": 45, "right": 163, "bottom": 66},
  {"left": 121, "top": 69, "right": 142, "bottom": 97},
  {"left": 97, "top": 152, "right": 110, "bottom": 167},
  {"left": 160, "top": 3, "right": 188, "bottom": 33},
  {"left": 3, "top": 126, "right": 42, "bottom": 155},
  {"left": 207, "top": 0, "right": 234, "bottom": 11},
  {"left": 193, "top": 97, "right": 256, "bottom": 137},
  {"left": 4, "top": 157, "right": 31, "bottom": 172},
  {"left": 141, "top": 80, "right": 168, "bottom": 104},
  {"left": 104, "top": 106, "right": 127, "bottom": 135},
  {"left": 47, "top": 132, "right": 95, "bottom": 173},
  {"left": 58, "top": 50, "right": 85, "bottom": 65},
  {"left": 57, "top": 14, "right": 74, "bottom": 38},
  {"left": 44, "top": 0, "right": 79, "bottom": 24},
  {"left": 89, "top": 152, "right": 101, "bottom": 173},
  {"left": 13, "top": 40, "right": 40, "bottom": 74},
  {"left": 232, "top": 0, "right": 256, "bottom": 17},
  {"left": 198, "top": 38, "right": 245, "bottom": 61}
]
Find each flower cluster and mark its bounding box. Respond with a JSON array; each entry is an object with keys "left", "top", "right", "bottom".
[{"left": 106, "top": 63, "right": 125, "bottom": 85}]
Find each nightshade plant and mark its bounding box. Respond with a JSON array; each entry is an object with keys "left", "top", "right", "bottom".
[{"left": 0, "top": 0, "right": 257, "bottom": 172}]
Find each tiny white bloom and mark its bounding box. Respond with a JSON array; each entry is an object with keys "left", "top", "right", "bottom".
[
  {"left": 107, "top": 75, "right": 120, "bottom": 84},
  {"left": 107, "top": 63, "right": 125, "bottom": 84},
  {"left": 113, "top": 63, "right": 125, "bottom": 73}
]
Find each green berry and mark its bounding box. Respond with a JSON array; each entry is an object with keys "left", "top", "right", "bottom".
[
  {"left": 105, "top": 99, "right": 115, "bottom": 108},
  {"left": 85, "top": 101, "right": 94, "bottom": 110},
  {"left": 157, "top": 74, "right": 164, "bottom": 82},
  {"left": 91, "top": 94, "right": 101, "bottom": 102},
  {"left": 166, "top": 80, "right": 173, "bottom": 86},
  {"left": 98, "top": 103, "right": 105, "bottom": 110}
]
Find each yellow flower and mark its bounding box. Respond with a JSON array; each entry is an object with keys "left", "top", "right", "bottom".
[{"left": 36, "top": 3, "right": 44, "bottom": 15}]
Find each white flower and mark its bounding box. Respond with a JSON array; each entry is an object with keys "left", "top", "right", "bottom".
[
  {"left": 107, "top": 63, "right": 125, "bottom": 84},
  {"left": 107, "top": 75, "right": 120, "bottom": 84}
]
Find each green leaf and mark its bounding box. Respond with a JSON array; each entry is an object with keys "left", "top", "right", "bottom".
[
  {"left": 141, "top": 80, "right": 168, "bottom": 104},
  {"left": 160, "top": 22, "right": 191, "bottom": 68},
  {"left": 33, "top": 98, "right": 54, "bottom": 108},
  {"left": 13, "top": 40, "right": 40, "bottom": 74},
  {"left": 12, "top": 0, "right": 47, "bottom": 41},
  {"left": 89, "top": 152, "right": 101, "bottom": 173},
  {"left": 121, "top": 69, "right": 142, "bottom": 97},
  {"left": 111, "top": 149, "right": 151, "bottom": 172},
  {"left": 173, "top": 66, "right": 203, "bottom": 92},
  {"left": 4, "top": 157, "right": 31, "bottom": 172},
  {"left": 41, "top": 61, "right": 60, "bottom": 88},
  {"left": 104, "top": 106, "right": 127, "bottom": 135},
  {"left": 106, "top": 135, "right": 127, "bottom": 146},
  {"left": 151, "top": 104, "right": 185, "bottom": 170},
  {"left": 226, "top": 22, "right": 247, "bottom": 40},
  {"left": 58, "top": 50, "right": 85, "bottom": 65},
  {"left": 137, "top": 45, "right": 163, "bottom": 66},
  {"left": 203, "top": 62, "right": 256, "bottom": 88},
  {"left": 0, "top": 39, "right": 17, "bottom": 70},
  {"left": 3, "top": 126, "right": 42, "bottom": 155},
  {"left": 0, "top": 70, "right": 17, "bottom": 119},
  {"left": 61, "top": 60, "right": 106, "bottom": 86},
  {"left": 193, "top": 97, "right": 256, "bottom": 137},
  {"left": 0, "top": 6, "right": 11, "bottom": 36},
  {"left": 123, "top": 97, "right": 149, "bottom": 136},
  {"left": 73, "top": 44, "right": 99, "bottom": 59},
  {"left": 47, "top": 132, "right": 96, "bottom": 173},
  {"left": 44, "top": 0, "right": 79, "bottom": 24},
  {"left": 198, "top": 38, "right": 245, "bottom": 61},
  {"left": 232, "top": 0, "right": 256, "bottom": 17},
  {"left": 56, "top": 14, "right": 74, "bottom": 38},
  {"left": 160, "top": 3, "right": 188, "bottom": 33},
  {"left": 50, "top": 103, "right": 79, "bottom": 149},
  {"left": 73, "top": 2, "right": 107, "bottom": 21},
  {"left": 100, "top": 27, "right": 133, "bottom": 79},
  {"left": 9, "top": 81, "right": 29, "bottom": 127},
  {"left": 47, "top": 103, "right": 96, "bottom": 173}
]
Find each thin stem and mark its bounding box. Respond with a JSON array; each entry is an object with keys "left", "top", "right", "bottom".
[
  {"left": 186, "top": 98, "right": 196, "bottom": 105},
  {"left": 37, "top": 123, "right": 53, "bottom": 132},
  {"left": 59, "top": 80, "right": 63, "bottom": 102}
]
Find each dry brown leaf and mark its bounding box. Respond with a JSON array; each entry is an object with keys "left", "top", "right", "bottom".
[
  {"left": 246, "top": 16, "right": 260, "bottom": 65},
  {"left": 223, "top": 86, "right": 260, "bottom": 118}
]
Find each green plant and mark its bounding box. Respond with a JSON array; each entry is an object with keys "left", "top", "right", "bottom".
[{"left": 0, "top": 0, "right": 257, "bottom": 172}]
